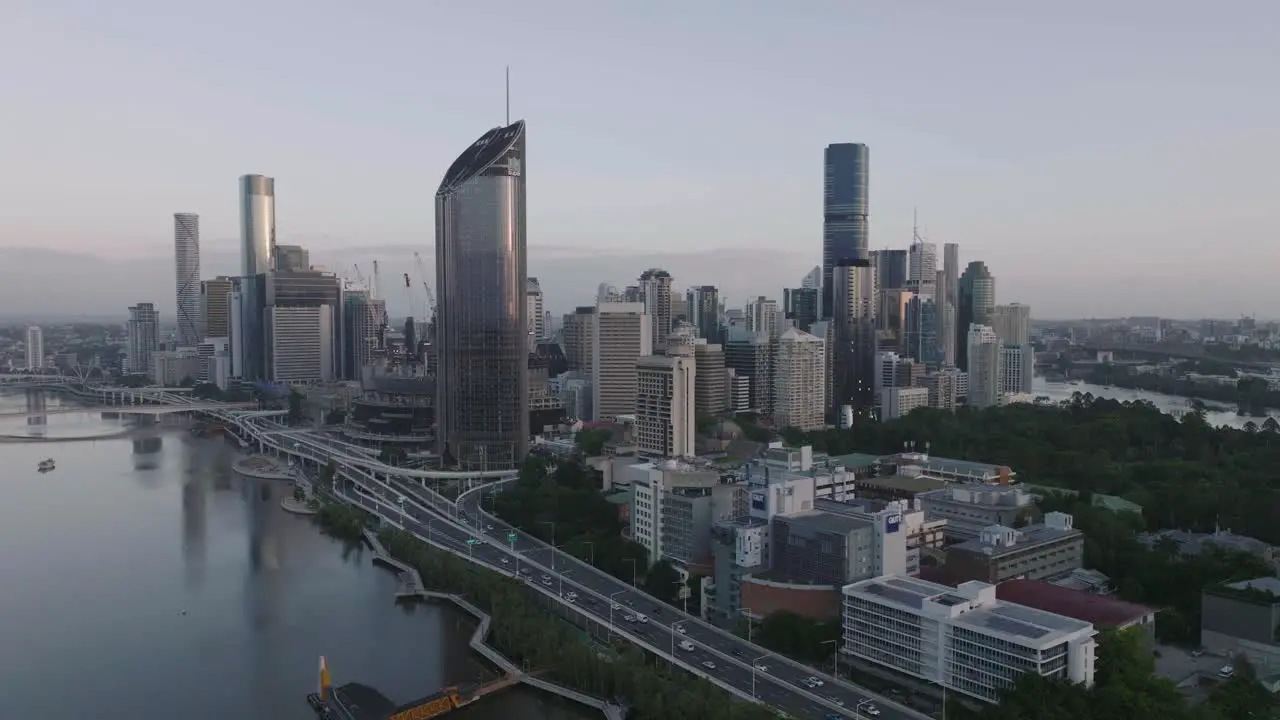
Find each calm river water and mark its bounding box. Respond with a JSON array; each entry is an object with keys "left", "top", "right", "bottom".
[
  {"left": 1032, "top": 376, "right": 1277, "bottom": 430},
  {"left": 0, "top": 389, "right": 594, "bottom": 720}
]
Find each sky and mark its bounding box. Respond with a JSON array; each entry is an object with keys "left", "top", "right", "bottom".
[{"left": 0, "top": 1, "right": 1276, "bottom": 320}]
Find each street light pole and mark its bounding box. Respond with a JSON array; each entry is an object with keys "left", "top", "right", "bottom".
[
  {"left": 751, "top": 654, "right": 769, "bottom": 699},
  {"left": 741, "top": 607, "right": 754, "bottom": 644},
  {"left": 624, "top": 558, "right": 637, "bottom": 587},
  {"left": 855, "top": 699, "right": 873, "bottom": 719}
]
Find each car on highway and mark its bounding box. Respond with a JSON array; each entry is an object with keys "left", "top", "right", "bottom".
[
  {"left": 827, "top": 696, "right": 844, "bottom": 707},
  {"left": 675, "top": 624, "right": 687, "bottom": 634},
  {"left": 623, "top": 614, "right": 637, "bottom": 623},
  {"left": 610, "top": 602, "right": 623, "bottom": 610},
  {"left": 702, "top": 661, "right": 716, "bottom": 670},
  {"left": 864, "top": 705, "right": 882, "bottom": 716},
  {"left": 754, "top": 664, "right": 769, "bottom": 673},
  {"left": 499, "top": 557, "right": 509, "bottom": 565},
  {"left": 678, "top": 641, "right": 695, "bottom": 651}
]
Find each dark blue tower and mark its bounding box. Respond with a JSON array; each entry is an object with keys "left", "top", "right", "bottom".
[{"left": 822, "top": 143, "right": 869, "bottom": 319}]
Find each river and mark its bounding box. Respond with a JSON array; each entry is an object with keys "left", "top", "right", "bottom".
[
  {"left": 0, "top": 389, "right": 595, "bottom": 720},
  {"left": 1032, "top": 376, "right": 1277, "bottom": 430}
]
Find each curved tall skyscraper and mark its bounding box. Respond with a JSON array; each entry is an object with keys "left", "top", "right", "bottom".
[
  {"left": 237, "top": 174, "right": 276, "bottom": 380},
  {"left": 822, "top": 143, "right": 869, "bottom": 319},
  {"left": 435, "top": 120, "right": 529, "bottom": 470},
  {"left": 173, "top": 213, "right": 201, "bottom": 347}
]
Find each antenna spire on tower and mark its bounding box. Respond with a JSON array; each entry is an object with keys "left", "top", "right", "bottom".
[{"left": 505, "top": 66, "right": 510, "bottom": 125}]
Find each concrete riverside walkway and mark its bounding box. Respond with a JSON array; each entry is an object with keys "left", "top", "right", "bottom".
[
  {"left": 361, "top": 529, "right": 627, "bottom": 720},
  {"left": 233, "top": 454, "right": 295, "bottom": 480}
]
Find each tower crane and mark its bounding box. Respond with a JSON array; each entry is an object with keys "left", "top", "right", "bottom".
[{"left": 412, "top": 252, "right": 437, "bottom": 327}]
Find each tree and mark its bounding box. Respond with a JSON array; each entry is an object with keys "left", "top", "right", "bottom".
[
  {"left": 287, "top": 389, "right": 304, "bottom": 425},
  {"left": 642, "top": 560, "right": 681, "bottom": 603},
  {"left": 179, "top": 375, "right": 197, "bottom": 388},
  {"left": 324, "top": 408, "right": 346, "bottom": 425},
  {"left": 574, "top": 428, "right": 612, "bottom": 456}
]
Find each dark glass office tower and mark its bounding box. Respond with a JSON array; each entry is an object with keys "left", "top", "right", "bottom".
[
  {"left": 822, "top": 143, "right": 869, "bottom": 319},
  {"left": 872, "top": 249, "right": 907, "bottom": 290},
  {"left": 435, "top": 120, "right": 529, "bottom": 471}
]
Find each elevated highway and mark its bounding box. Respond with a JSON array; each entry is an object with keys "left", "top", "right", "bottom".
[
  {"left": 0, "top": 402, "right": 255, "bottom": 419},
  {"left": 1079, "top": 341, "right": 1275, "bottom": 369}
]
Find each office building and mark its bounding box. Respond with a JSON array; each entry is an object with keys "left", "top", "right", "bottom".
[
  {"left": 1201, "top": 577, "right": 1280, "bottom": 668},
  {"left": 693, "top": 341, "right": 726, "bottom": 416},
  {"left": 822, "top": 142, "right": 869, "bottom": 318},
  {"left": 745, "top": 296, "right": 781, "bottom": 338},
  {"left": 831, "top": 260, "right": 877, "bottom": 413},
  {"left": 265, "top": 270, "right": 342, "bottom": 381},
  {"left": 842, "top": 575, "right": 1097, "bottom": 703},
  {"left": 562, "top": 306, "right": 595, "bottom": 372},
  {"left": 881, "top": 386, "right": 929, "bottom": 420},
  {"left": 173, "top": 213, "right": 201, "bottom": 347},
  {"left": 904, "top": 288, "right": 940, "bottom": 365},
  {"left": 592, "top": 302, "right": 651, "bottom": 420},
  {"left": 945, "top": 513, "right": 1084, "bottom": 585},
  {"left": 153, "top": 348, "right": 201, "bottom": 386},
  {"left": 236, "top": 174, "right": 275, "bottom": 381},
  {"left": 196, "top": 337, "right": 232, "bottom": 389},
  {"left": 783, "top": 286, "right": 819, "bottom": 333},
  {"left": 724, "top": 329, "right": 774, "bottom": 414},
  {"left": 126, "top": 303, "right": 160, "bottom": 377},
  {"left": 527, "top": 276, "right": 545, "bottom": 349},
  {"left": 874, "top": 351, "right": 920, "bottom": 398},
  {"left": 908, "top": 241, "right": 937, "bottom": 292},
  {"left": 434, "top": 120, "right": 529, "bottom": 470},
  {"left": 992, "top": 303, "right": 1031, "bottom": 345},
  {"left": 341, "top": 290, "right": 384, "bottom": 380},
  {"left": 25, "top": 325, "right": 43, "bottom": 370},
  {"left": 269, "top": 305, "right": 335, "bottom": 383},
  {"left": 877, "top": 288, "right": 914, "bottom": 352},
  {"left": 634, "top": 345, "right": 696, "bottom": 459},
  {"left": 686, "top": 285, "right": 721, "bottom": 343},
  {"left": 275, "top": 244, "right": 310, "bottom": 272},
  {"left": 639, "top": 268, "right": 673, "bottom": 351},
  {"left": 918, "top": 485, "right": 1038, "bottom": 540},
  {"left": 725, "top": 368, "right": 750, "bottom": 413},
  {"left": 772, "top": 512, "right": 875, "bottom": 586},
  {"left": 941, "top": 243, "right": 960, "bottom": 365},
  {"left": 773, "top": 327, "right": 825, "bottom": 431},
  {"left": 200, "top": 277, "right": 234, "bottom": 341},
  {"left": 966, "top": 325, "right": 1001, "bottom": 408},
  {"left": 957, "top": 261, "right": 995, "bottom": 371},
  {"left": 801, "top": 266, "right": 822, "bottom": 290},
  {"left": 629, "top": 460, "right": 740, "bottom": 565},
  {"left": 872, "top": 249, "right": 908, "bottom": 290},
  {"left": 709, "top": 516, "right": 770, "bottom": 624}
]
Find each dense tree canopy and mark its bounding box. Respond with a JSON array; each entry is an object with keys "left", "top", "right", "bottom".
[{"left": 787, "top": 397, "right": 1280, "bottom": 545}]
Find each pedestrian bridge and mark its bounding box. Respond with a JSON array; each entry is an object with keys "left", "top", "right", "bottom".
[{"left": 0, "top": 402, "right": 255, "bottom": 419}]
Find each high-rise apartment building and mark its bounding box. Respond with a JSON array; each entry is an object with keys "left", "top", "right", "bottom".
[
  {"left": 692, "top": 341, "right": 726, "bottom": 416},
  {"left": 173, "top": 213, "right": 201, "bottom": 347},
  {"left": 686, "top": 285, "right": 721, "bottom": 342},
  {"left": 905, "top": 290, "right": 940, "bottom": 365},
  {"left": 592, "top": 302, "right": 651, "bottom": 420},
  {"left": 745, "top": 296, "right": 781, "bottom": 338},
  {"left": 877, "top": 288, "right": 914, "bottom": 352},
  {"left": 200, "top": 277, "right": 234, "bottom": 341},
  {"left": 773, "top": 327, "right": 825, "bottom": 431},
  {"left": 126, "top": 303, "right": 160, "bottom": 377},
  {"left": 635, "top": 346, "right": 696, "bottom": 458},
  {"left": 562, "top": 306, "right": 595, "bottom": 372},
  {"left": 831, "top": 260, "right": 877, "bottom": 413},
  {"left": 783, "top": 287, "right": 819, "bottom": 332},
  {"left": 922, "top": 368, "right": 961, "bottom": 411},
  {"left": 237, "top": 174, "right": 276, "bottom": 381},
  {"left": 966, "top": 324, "right": 1001, "bottom": 408},
  {"left": 434, "top": 120, "right": 529, "bottom": 471},
  {"left": 275, "top": 244, "right": 310, "bottom": 272},
  {"left": 639, "top": 269, "right": 673, "bottom": 350},
  {"left": 527, "top": 276, "right": 545, "bottom": 349},
  {"left": 822, "top": 143, "right": 870, "bottom": 319},
  {"left": 941, "top": 243, "right": 960, "bottom": 365},
  {"left": 1000, "top": 345, "right": 1034, "bottom": 396},
  {"left": 957, "top": 261, "right": 996, "bottom": 371},
  {"left": 25, "top": 325, "right": 43, "bottom": 370},
  {"left": 992, "top": 303, "right": 1032, "bottom": 346}
]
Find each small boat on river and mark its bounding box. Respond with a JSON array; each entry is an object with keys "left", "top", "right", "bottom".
[{"left": 37, "top": 458, "right": 56, "bottom": 472}]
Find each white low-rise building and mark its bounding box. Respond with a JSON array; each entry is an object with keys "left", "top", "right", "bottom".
[{"left": 842, "top": 575, "right": 1096, "bottom": 703}]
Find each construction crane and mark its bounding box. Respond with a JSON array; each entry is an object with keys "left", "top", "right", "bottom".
[{"left": 412, "top": 252, "right": 437, "bottom": 334}]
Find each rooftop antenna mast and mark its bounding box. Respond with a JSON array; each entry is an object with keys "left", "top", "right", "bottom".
[{"left": 505, "top": 65, "right": 510, "bottom": 125}]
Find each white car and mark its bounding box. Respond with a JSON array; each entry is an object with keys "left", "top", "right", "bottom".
[
  {"left": 499, "top": 557, "right": 510, "bottom": 565},
  {"left": 675, "top": 625, "right": 687, "bottom": 634},
  {"left": 754, "top": 664, "right": 769, "bottom": 673},
  {"left": 807, "top": 676, "right": 825, "bottom": 687},
  {"left": 702, "top": 661, "right": 716, "bottom": 670},
  {"left": 679, "top": 641, "right": 695, "bottom": 651},
  {"left": 623, "top": 614, "right": 637, "bottom": 623},
  {"left": 486, "top": 524, "right": 494, "bottom": 531},
  {"left": 637, "top": 614, "right": 649, "bottom": 624},
  {"left": 610, "top": 602, "right": 623, "bottom": 610},
  {"left": 562, "top": 593, "right": 576, "bottom": 604},
  {"left": 827, "top": 696, "right": 844, "bottom": 707},
  {"left": 541, "top": 578, "right": 552, "bottom": 587},
  {"left": 865, "top": 706, "right": 881, "bottom": 717}
]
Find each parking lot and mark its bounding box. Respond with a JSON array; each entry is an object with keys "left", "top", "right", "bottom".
[{"left": 1154, "top": 644, "right": 1232, "bottom": 693}]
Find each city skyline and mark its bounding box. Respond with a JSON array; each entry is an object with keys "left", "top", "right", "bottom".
[{"left": 1, "top": 3, "right": 1275, "bottom": 319}]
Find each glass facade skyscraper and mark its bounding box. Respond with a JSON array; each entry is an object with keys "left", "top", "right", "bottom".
[
  {"left": 822, "top": 143, "right": 869, "bottom": 319},
  {"left": 434, "top": 120, "right": 529, "bottom": 470}
]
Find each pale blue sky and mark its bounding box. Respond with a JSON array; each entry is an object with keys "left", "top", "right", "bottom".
[{"left": 1, "top": 1, "right": 1276, "bottom": 318}]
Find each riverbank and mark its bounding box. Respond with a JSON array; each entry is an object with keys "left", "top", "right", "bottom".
[
  {"left": 1033, "top": 376, "right": 1276, "bottom": 430},
  {"left": 358, "top": 529, "right": 626, "bottom": 720}
]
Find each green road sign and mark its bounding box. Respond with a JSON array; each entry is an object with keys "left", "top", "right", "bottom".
[{"left": 507, "top": 533, "right": 518, "bottom": 543}]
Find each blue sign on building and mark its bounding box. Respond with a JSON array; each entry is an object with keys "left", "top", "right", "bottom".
[
  {"left": 751, "top": 490, "right": 767, "bottom": 511},
  {"left": 885, "top": 513, "right": 902, "bottom": 533}
]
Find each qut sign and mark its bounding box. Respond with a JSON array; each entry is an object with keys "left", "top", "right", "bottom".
[{"left": 884, "top": 513, "right": 902, "bottom": 533}]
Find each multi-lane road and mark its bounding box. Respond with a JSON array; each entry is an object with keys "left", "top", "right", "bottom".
[{"left": 234, "top": 415, "right": 925, "bottom": 720}]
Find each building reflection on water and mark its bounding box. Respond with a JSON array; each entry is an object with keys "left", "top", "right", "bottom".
[
  {"left": 131, "top": 435, "right": 163, "bottom": 473},
  {"left": 181, "top": 476, "right": 207, "bottom": 589},
  {"left": 24, "top": 389, "right": 46, "bottom": 436}
]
